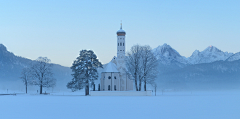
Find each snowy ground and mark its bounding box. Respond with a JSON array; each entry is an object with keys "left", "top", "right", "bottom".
[{"left": 0, "top": 90, "right": 240, "bottom": 119}]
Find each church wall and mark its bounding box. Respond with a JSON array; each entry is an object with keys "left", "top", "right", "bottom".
[
  {"left": 100, "top": 72, "right": 120, "bottom": 91},
  {"left": 113, "top": 73, "right": 120, "bottom": 91},
  {"left": 100, "top": 73, "right": 105, "bottom": 91}
]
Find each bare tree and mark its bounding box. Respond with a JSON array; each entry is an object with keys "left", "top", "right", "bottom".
[
  {"left": 140, "top": 45, "right": 158, "bottom": 91},
  {"left": 151, "top": 83, "right": 157, "bottom": 96},
  {"left": 20, "top": 67, "right": 31, "bottom": 94},
  {"left": 126, "top": 45, "right": 158, "bottom": 91},
  {"left": 30, "top": 57, "right": 56, "bottom": 94},
  {"left": 126, "top": 45, "right": 142, "bottom": 91}
]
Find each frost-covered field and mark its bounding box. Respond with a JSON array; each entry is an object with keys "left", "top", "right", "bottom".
[{"left": 1, "top": 91, "right": 240, "bottom": 119}]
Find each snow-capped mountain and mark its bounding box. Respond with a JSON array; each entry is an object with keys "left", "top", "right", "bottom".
[
  {"left": 151, "top": 44, "right": 240, "bottom": 89},
  {"left": 153, "top": 43, "right": 188, "bottom": 65},
  {"left": 153, "top": 44, "right": 239, "bottom": 65},
  {"left": 188, "top": 46, "right": 233, "bottom": 64},
  {"left": 225, "top": 52, "right": 240, "bottom": 61}
]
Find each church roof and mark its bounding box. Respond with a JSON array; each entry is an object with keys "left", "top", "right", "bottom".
[
  {"left": 116, "top": 23, "right": 126, "bottom": 35},
  {"left": 102, "top": 62, "right": 119, "bottom": 73},
  {"left": 117, "top": 29, "right": 125, "bottom": 33}
]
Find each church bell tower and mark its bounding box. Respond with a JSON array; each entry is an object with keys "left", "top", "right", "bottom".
[
  {"left": 116, "top": 23, "right": 127, "bottom": 90},
  {"left": 116, "top": 23, "right": 126, "bottom": 64}
]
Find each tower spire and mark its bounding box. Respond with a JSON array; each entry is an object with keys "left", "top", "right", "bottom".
[{"left": 120, "top": 20, "right": 122, "bottom": 29}]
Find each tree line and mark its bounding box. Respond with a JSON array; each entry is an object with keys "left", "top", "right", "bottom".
[
  {"left": 66, "top": 45, "right": 158, "bottom": 95},
  {"left": 20, "top": 45, "right": 158, "bottom": 95}
]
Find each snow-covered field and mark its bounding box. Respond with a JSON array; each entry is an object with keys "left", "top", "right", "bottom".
[{"left": 1, "top": 90, "right": 240, "bottom": 119}]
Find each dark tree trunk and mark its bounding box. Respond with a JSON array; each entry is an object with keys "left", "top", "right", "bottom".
[
  {"left": 134, "top": 73, "right": 138, "bottom": 91},
  {"left": 143, "top": 67, "right": 147, "bottom": 91},
  {"left": 85, "top": 85, "right": 89, "bottom": 96},
  {"left": 144, "top": 80, "right": 146, "bottom": 91},
  {"left": 139, "top": 81, "right": 142, "bottom": 91},
  {"left": 98, "top": 84, "right": 100, "bottom": 91},
  {"left": 138, "top": 76, "right": 142, "bottom": 91},
  {"left": 135, "top": 79, "right": 138, "bottom": 91},
  {"left": 26, "top": 84, "right": 28, "bottom": 94},
  {"left": 87, "top": 85, "right": 89, "bottom": 95},
  {"left": 40, "top": 85, "right": 42, "bottom": 94}
]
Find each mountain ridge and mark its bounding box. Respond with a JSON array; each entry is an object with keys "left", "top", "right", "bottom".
[
  {"left": 0, "top": 44, "right": 71, "bottom": 91},
  {"left": 153, "top": 44, "right": 240, "bottom": 65}
]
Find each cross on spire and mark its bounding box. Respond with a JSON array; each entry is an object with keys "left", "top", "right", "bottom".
[{"left": 120, "top": 20, "right": 122, "bottom": 29}]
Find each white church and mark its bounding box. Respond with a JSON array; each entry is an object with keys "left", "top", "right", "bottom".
[{"left": 99, "top": 24, "right": 133, "bottom": 91}]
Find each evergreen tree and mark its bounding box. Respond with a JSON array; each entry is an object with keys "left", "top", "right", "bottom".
[{"left": 67, "top": 50, "right": 103, "bottom": 95}]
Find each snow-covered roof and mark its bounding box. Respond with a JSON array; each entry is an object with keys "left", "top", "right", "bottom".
[{"left": 102, "top": 62, "right": 119, "bottom": 73}]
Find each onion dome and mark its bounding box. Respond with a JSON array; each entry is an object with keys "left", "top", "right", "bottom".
[{"left": 116, "top": 23, "right": 126, "bottom": 36}]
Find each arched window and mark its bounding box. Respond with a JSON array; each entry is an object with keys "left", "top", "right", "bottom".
[
  {"left": 108, "top": 76, "right": 111, "bottom": 79},
  {"left": 120, "top": 43, "right": 122, "bottom": 46},
  {"left": 114, "top": 76, "right": 116, "bottom": 79},
  {"left": 123, "top": 43, "right": 124, "bottom": 46},
  {"left": 118, "top": 43, "right": 119, "bottom": 46},
  {"left": 108, "top": 85, "right": 111, "bottom": 91}
]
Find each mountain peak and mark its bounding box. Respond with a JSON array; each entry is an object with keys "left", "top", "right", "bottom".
[
  {"left": 153, "top": 43, "right": 188, "bottom": 65},
  {"left": 155, "top": 43, "right": 174, "bottom": 52},
  {"left": 188, "top": 45, "right": 233, "bottom": 64},
  {"left": 0, "top": 44, "right": 7, "bottom": 51},
  {"left": 203, "top": 45, "right": 221, "bottom": 53},
  {"left": 162, "top": 43, "right": 168, "bottom": 46},
  {"left": 162, "top": 43, "right": 172, "bottom": 48},
  {"left": 192, "top": 50, "right": 200, "bottom": 56}
]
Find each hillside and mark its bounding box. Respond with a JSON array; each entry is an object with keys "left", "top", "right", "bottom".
[{"left": 0, "top": 44, "right": 72, "bottom": 91}]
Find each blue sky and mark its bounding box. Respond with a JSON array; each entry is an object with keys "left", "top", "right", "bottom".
[{"left": 0, "top": 0, "right": 240, "bottom": 66}]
